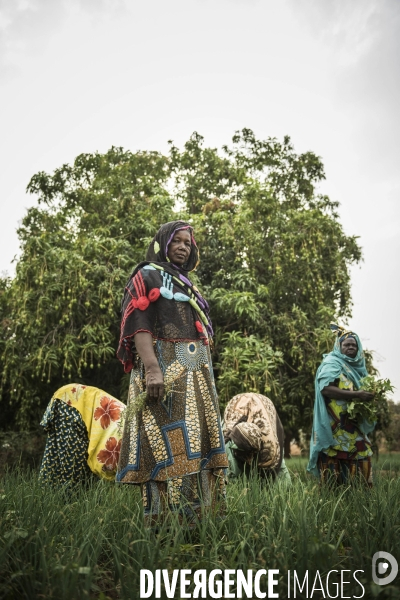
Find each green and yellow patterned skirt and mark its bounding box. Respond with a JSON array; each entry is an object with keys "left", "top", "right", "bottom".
[{"left": 116, "top": 339, "right": 228, "bottom": 525}]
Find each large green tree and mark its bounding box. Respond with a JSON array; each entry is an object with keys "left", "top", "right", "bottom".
[
  {"left": 1, "top": 148, "right": 174, "bottom": 426},
  {"left": 1, "top": 131, "right": 363, "bottom": 449}
]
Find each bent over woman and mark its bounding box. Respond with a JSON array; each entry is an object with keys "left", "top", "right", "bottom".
[
  {"left": 116, "top": 221, "right": 228, "bottom": 524},
  {"left": 39, "top": 384, "right": 125, "bottom": 485},
  {"left": 223, "top": 392, "right": 291, "bottom": 483},
  {"left": 307, "top": 324, "right": 375, "bottom": 486}
]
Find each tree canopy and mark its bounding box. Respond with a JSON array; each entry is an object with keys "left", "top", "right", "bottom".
[{"left": 1, "top": 130, "right": 363, "bottom": 445}]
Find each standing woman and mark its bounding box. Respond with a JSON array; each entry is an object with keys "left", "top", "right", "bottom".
[
  {"left": 116, "top": 221, "right": 228, "bottom": 525},
  {"left": 307, "top": 324, "right": 375, "bottom": 486}
]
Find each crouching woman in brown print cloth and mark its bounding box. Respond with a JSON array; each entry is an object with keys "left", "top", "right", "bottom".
[{"left": 116, "top": 221, "right": 228, "bottom": 525}]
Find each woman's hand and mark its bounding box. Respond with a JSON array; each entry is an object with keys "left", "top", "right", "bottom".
[
  {"left": 321, "top": 384, "right": 375, "bottom": 402},
  {"left": 145, "top": 364, "right": 165, "bottom": 401},
  {"left": 134, "top": 332, "right": 165, "bottom": 401},
  {"left": 355, "top": 390, "right": 375, "bottom": 402}
]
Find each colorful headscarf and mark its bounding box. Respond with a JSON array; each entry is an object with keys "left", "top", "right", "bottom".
[
  {"left": 145, "top": 220, "right": 200, "bottom": 273},
  {"left": 307, "top": 324, "right": 374, "bottom": 477},
  {"left": 330, "top": 323, "right": 357, "bottom": 344}
]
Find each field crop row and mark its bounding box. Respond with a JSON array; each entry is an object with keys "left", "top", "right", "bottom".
[{"left": 1, "top": 457, "right": 400, "bottom": 599}]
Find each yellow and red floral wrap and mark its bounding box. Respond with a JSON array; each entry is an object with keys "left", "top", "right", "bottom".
[{"left": 52, "top": 383, "right": 126, "bottom": 481}]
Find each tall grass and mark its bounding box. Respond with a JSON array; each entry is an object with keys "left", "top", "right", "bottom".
[{"left": 1, "top": 459, "right": 400, "bottom": 599}]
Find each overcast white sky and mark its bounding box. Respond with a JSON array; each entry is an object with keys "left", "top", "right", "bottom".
[{"left": 1, "top": 0, "right": 399, "bottom": 398}]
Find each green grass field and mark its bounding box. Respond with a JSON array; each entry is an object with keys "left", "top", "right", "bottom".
[{"left": 1, "top": 456, "right": 400, "bottom": 599}]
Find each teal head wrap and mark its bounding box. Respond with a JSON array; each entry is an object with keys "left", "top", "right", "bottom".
[{"left": 307, "top": 324, "right": 374, "bottom": 477}]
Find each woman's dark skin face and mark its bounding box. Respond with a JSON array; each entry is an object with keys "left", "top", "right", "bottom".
[
  {"left": 167, "top": 229, "right": 192, "bottom": 266},
  {"left": 340, "top": 337, "right": 358, "bottom": 358}
]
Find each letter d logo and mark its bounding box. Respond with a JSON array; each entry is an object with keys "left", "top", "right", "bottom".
[{"left": 372, "top": 552, "right": 398, "bottom": 586}]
